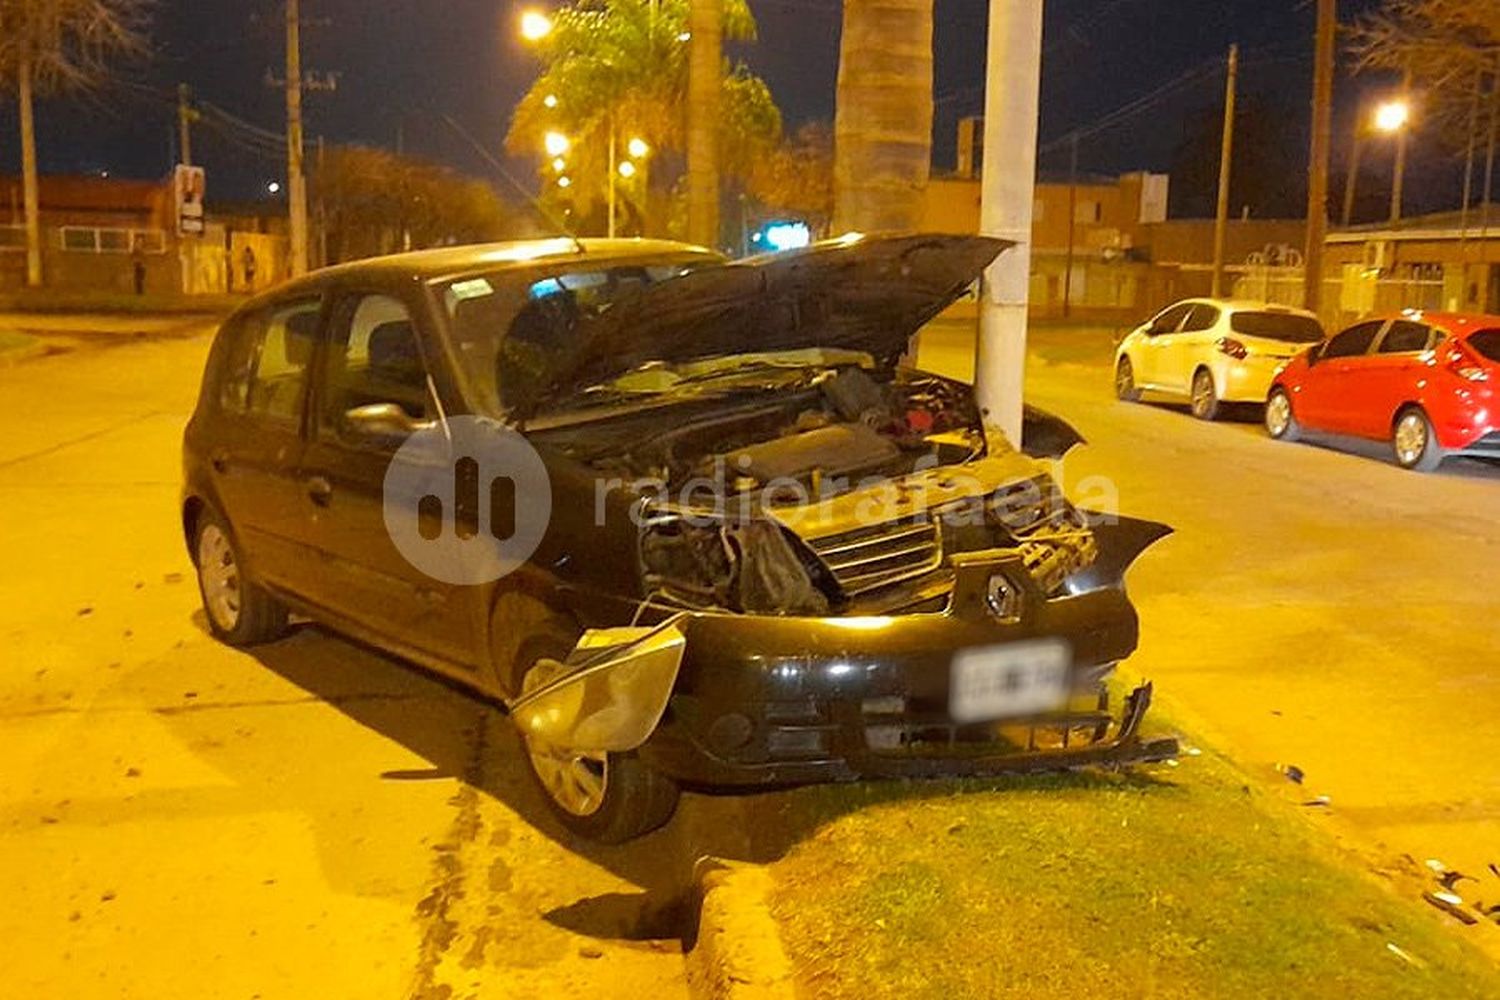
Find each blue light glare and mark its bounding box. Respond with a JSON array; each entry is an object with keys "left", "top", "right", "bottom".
[{"left": 763, "top": 222, "right": 811, "bottom": 252}]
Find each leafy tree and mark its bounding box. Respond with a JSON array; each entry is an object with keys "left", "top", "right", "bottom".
[
  {"left": 832, "top": 0, "right": 933, "bottom": 233},
  {"left": 507, "top": 0, "right": 781, "bottom": 240},
  {"left": 0, "top": 0, "right": 151, "bottom": 286},
  {"left": 748, "top": 121, "right": 834, "bottom": 234},
  {"left": 314, "top": 145, "right": 514, "bottom": 264}
]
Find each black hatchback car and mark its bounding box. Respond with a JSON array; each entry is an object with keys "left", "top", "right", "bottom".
[{"left": 183, "top": 234, "right": 1175, "bottom": 841}]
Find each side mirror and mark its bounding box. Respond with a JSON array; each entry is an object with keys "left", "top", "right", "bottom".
[{"left": 344, "top": 402, "right": 417, "bottom": 440}]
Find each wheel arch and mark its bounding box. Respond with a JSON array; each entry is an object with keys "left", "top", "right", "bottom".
[{"left": 182, "top": 496, "right": 207, "bottom": 564}]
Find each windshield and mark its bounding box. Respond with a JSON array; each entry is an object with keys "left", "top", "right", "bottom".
[
  {"left": 435, "top": 255, "right": 714, "bottom": 414},
  {"left": 1469, "top": 329, "right": 1500, "bottom": 363},
  {"left": 1229, "top": 311, "right": 1325, "bottom": 343}
]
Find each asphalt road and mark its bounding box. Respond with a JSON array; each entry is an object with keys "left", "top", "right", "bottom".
[{"left": 3, "top": 321, "right": 1498, "bottom": 996}]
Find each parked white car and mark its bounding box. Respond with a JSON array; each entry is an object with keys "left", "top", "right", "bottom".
[{"left": 1113, "top": 299, "right": 1325, "bottom": 420}]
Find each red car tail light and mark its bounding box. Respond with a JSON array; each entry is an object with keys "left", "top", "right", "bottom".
[{"left": 1215, "top": 337, "right": 1249, "bottom": 360}]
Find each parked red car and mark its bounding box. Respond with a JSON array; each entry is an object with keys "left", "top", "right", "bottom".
[{"left": 1265, "top": 311, "right": 1500, "bottom": 471}]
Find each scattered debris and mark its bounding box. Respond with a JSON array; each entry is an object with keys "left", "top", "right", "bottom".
[
  {"left": 577, "top": 945, "right": 603, "bottom": 959},
  {"left": 163, "top": 572, "right": 184, "bottom": 585},
  {"left": 1185, "top": 746, "right": 1203, "bottom": 757},
  {"left": 1436, "top": 870, "right": 1478, "bottom": 893},
  {"left": 1423, "top": 891, "right": 1480, "bottom": 926},
  {"left": 1385, "top": 942, "right": 1426, "bottom": 968},
  {"left": 1277, "top": 763, "right": 1304, "bottom": 785},
  {"left": 76, "top": 607, "right": 92, "bottom": 617},
  {"left": 125, "top": 767, "right": 141, "bottom": 778},
  {"left": 946, "top": 820, "right": 966, "bottom": 835},
  {"left": 1303, "top": 795, "right": 1332, "bottom": 808},
  {"left": 100, "top": 891, "right": 116, "bottom": 903}
]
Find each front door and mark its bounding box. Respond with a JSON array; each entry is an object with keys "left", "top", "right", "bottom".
[
  {"left": 298, "top": 290, "right": 483, "bottom": 668},
  {"left": 1353, "top": 319, "right": 1435, "bottom": 439},
  {"left": 1305, "top": 320, "right": 1385, "bottom": 434}
]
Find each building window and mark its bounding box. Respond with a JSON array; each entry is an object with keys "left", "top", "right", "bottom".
[
  {"left": 58, "top": 226, "right": 167, "bottom": 255},
  {"left": 1074, "top": 200, "right": 1102, "bottom": 224},
  {"left": 0, "top": 225, "right": 23, "bottom": 252}
]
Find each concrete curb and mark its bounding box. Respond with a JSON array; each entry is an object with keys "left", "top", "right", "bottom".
[{"left": 685, "top": 857, "right": 796, "bottom": 1000}]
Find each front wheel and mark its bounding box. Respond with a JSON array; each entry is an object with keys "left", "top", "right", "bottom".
[
  {"left": 517, "top": 653, "right": 680, "bottom": 843},
  {"left": 1115, "top": 357, "right": 1141, "bottom": 402},
  {"left": 1264, "top": 388, "right": 1301, "bottom": 442},
  {"left": 1393, "top": 407, "right": 1443, "bottom": 472},
  {"left": 1190, "top": 369, "right": 1220, "bottom": 421}
]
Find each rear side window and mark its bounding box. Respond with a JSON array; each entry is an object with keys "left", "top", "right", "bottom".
[
  {"left": 219, "top": 298, "right": 322, "bottom": 425},
  {"left": 1181, "top": 304, "right": 1221, "bottom": 332},
  {"left": 1230, "top": 311, "right": 1324, "bottom": 343},
  {"left": 1378, "top": 320, "right": 1433, "bottom": 354},
  {"left": 1323, "top": 321, "right": 1383, "bottom": 359},
  {"left": 1468, "top": 329, "right": 1500, "bottom": 362}
]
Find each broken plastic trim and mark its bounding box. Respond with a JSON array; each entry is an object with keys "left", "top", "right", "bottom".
[{"left": 509, "top": 617, "right": 688, "bottom": 754}]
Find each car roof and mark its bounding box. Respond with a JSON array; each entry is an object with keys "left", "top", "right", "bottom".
[
  {"left": 241, "top": 237, "right": 722, "bottom": 306},
  {"left": 1173, "top": 297, "right": 1318, "bottom": 317},
  {"left": 1388, "top": 311, "right": 1500, "bottom": 337}
]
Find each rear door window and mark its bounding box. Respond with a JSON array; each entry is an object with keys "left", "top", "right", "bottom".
[
  {"left": 1377, "top": 320, "right": 1433, "bottom": 355},
  {"left": 1323, "top": 321, "right": 1384, "bottom": 359},
  {"left": 1467, "top": 329, "right": 1500, "bottom": 362},
  {"left": 220, "top": 298, "right": 323, "bottom": 426},
  {"left": 321, "top": 293, "right": 431, "bottom": 434},
  {"left": 1181, "top": 303, "right": 1221, "bottom": 333}
]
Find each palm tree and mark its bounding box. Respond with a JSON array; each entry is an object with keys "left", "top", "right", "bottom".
[
  {"left": 0, "top": 0, "right": 151, "bottom": 287},
  {"left": 832, "top": 0, "right": 934, "bottom": 234},
  {"left": 686, "top": 0, "right": 722, "bottom": 247}
]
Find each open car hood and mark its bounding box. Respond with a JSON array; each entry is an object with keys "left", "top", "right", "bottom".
[{"left": 510, "top": 233, "right": 1011, "bottom": 420}]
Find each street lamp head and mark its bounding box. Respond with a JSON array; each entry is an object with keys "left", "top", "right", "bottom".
[
  {"left": 551, "top": 156, "right": 567, "bottom": 173},
  {"left": 519, "top": 10, "right": 553, "bottom": 41},
  {"left": 617, "top": 160, "right": 637, "bottom": 179},
  {"left": 266, "top": 181, "right": 282, "bottom": 195},
  {"left": 1373, "top": 100, "right": 1410, "bottom": 134},
  {"left": 557, "top": 175, "right": 572, "bottom": 189},
  {"left": 543, "top": 131, "right": 570, "bottom": 157},
  {"left": 542, "top": 93, "right": 559, "bottom": 109},
  {"left": 626, "top": 137, "right": 650, "bottom": 159}
]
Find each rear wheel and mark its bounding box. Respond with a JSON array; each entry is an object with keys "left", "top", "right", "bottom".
[
  {"left": 1393, "top": 407, "right": 1443, "bottom": 472},
  {"left": 516, "top": 644, "right": 680, "bottom": 843},
  {"left": 193, "top": 507, "right": 289, "bottom": 645},
  {"left": 1190, "top": 368, "right": 1220, "bottom": 421},
  {"left": 1264, "top": 388, "right": 1301, "bottom": 442},
  {"left": 1114, "top": 357, "right": 1141, "bottom": 402}
]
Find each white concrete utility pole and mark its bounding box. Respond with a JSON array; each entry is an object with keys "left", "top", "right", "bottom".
[
  {"left": 974, "top": 0, "right": 1044, "bottom": 448},
  {"left": 1211, "top": 44, "right": 1238, "bottom": 299}
]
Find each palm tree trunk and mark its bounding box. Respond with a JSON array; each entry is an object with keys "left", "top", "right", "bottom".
[
  {"left": 686, "top": 0, "right": 722, "bottom": 248},
  {"left": 19, "top": 49, "right": 43, "bottom": 288},
  {"left": 833, "top": 0, "right": 933, "bottom": 234}
]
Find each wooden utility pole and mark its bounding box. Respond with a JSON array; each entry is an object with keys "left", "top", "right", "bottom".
[
  {"left": 1304, "top": 0, "right": 1336, "bottom": 314},
  {"left": 18, "top": 51, "right": 42, "bottom": 287},
  {"left": 1211, "top": 44, "right": 1238, "bottom": 299},
  {"left": 685, "top": 0, "right": 722, "bottom": 248},
  {"left": 1062, "top": 134, "right": 1078, "bottom": 318},
  {"left": 285, "top": 0, "right": 309, "bottom": 276},
  {"left": 177, "top": 84, "right": 194, "bottom": 166},
  {"left": 974, "top": 0, "right": 1043, "bottom": 447},
  {"left": 1341, "top": 128, "right": 1363, "bottom": 228}
]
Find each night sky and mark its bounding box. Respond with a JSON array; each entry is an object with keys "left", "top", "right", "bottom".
[{"left": 4, "top": 0, "right": 1466, "bottom": 219}]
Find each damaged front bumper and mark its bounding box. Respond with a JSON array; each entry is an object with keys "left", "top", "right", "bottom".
[{"left": 511, "top": 516, "right": 1178, "bottom": 787}]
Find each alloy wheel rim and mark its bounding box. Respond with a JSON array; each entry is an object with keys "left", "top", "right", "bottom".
[
  {"left": 197, "top": 524, "right": 242, "bottom": 632},
  {"left": 1266, "top": 394, "right": 1291, "bottom": 437},
  {"left": 1192, "top": 374, "right": 1213, "bottom": 416},
  {"left": 520, "top": 659, "right": 609, "bottom": 817},
  {"left": 1396, "top": 413, "right": 1428, "bottom": 465}
]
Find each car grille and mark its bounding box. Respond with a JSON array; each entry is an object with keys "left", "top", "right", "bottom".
[{"left": 805, "top": 519, "right": 944, "bottom": 599}]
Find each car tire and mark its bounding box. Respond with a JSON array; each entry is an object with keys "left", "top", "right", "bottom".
[
  {"left": 1392, "top": 406, "right": 1443, "bottom": 472},
  {"left": 192, "top": 506, "right": 289, "bottom": 645},
  {"left": 1264, "top": 388, "right": 1301, "bottom": 443},
  {"left": 1114, "top": 357, "right": 1141, "bottom": 402},
  {"left": 1190, "top": 368, "right": 1220, "bottom": 421},
  {"left": 515, "top": 634, "right": 681, "bottom": 843}
]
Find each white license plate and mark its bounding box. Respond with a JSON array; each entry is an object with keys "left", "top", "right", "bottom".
[{"left": 949, "top": 639, "right": 1071, "bottom": 724}]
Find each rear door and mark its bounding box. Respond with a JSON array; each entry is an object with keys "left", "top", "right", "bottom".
[
  {"left": 208, "top": 295, "right": 326, "bottom": 595},
  {"left": 1356, "top": 319, "right": 1436, "bottom": 438},
  {"left": 1158, "top": 302, "right": 1221, "bottom": 394},
  {"left": 297, "top": 288, "right": 482, "bottom": 667},
  {"left": 1310, "top": 319, "right": 1386, "bottom": 434}
]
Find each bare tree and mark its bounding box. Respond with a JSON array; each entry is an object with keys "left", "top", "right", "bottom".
[{"left": 0, "top": 0, "right": 152, "bottom": 287}]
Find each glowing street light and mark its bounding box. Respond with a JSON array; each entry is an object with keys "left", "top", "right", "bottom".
[
  {"left": 519, "top": 10, "right": 553, "bottom": 41},
  {"left": 626, "top": 136, "right": 650, "bottom": 159},
  {"left": 551, "top": 156, "right": 567, "bottom": 173},
  {"left": 617, "top": 160, "right": 637, "bottom": 179},
  {"left": 543, "top": 131, "right": 570, "bottom": 157},
  {"left": 557, "top": 175, "right": 572, "bottom": 188},
  {"left": 1373, "top": 100, "right": 1411, "bottom": 135},
  {"left": 266, "top": 181, "right": 282, "bottom": 195},
  {"left": 543, "top": 93, "right": 559, "bottom": 109}
]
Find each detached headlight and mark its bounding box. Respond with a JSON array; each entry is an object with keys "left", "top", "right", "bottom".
[{"left": 639, "top": 514, "right": 831, "bottom": 615}]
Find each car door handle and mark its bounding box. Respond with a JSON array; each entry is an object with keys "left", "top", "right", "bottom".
[
  {"left": 210, "top": 449, "right": 229, "bottom": 473},
  {"left": 306, "top": 476, "right": 333, "bottom": 507}
]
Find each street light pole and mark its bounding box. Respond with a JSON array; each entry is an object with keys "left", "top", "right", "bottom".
[
  {"left": 974, "top": 0, "right": 1043, "bottom": 448},
  {"left": 1341, "top": 130, "right": 1364, "bottom": 228},
  {"left": 1390, "top": 67, "right": 1412, "bottom": 226},
  {"left": 1212, "top": 43, "right": 1238, "bottom": 300},
  {"left": 608, "top": 118, "right": 617, "bottom": 239}
]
